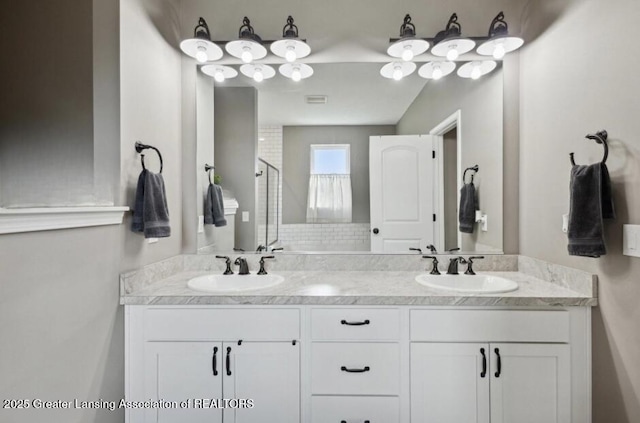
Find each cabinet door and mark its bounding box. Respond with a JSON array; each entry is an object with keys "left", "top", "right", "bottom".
[
  {"left": 224, "top": 342, "right": 300, "bottom": 423},
  {"left": 411, "top": 343, "right": 490, "bottom": 423},
  {"left": 144, "top": 342, "right": 223, "bottom": 423},
  {"left": 490, "top": 343, "right": 570, "bottom": 423}
]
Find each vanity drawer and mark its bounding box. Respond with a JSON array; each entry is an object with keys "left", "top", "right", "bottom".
[
  {"left": 311, "top": 342, "right": 400, "bottom": 395},
  {"left": 410, "top": 309, "right": 570, "bottom": 342},
  {"left": 143, "top": 307, "right": 299, "bottom": 341},
  {"left": 311, "top": 308, "right": 400, "bottom": 340},
  {"left": 311, "top": 396, "right": 399, "bottom": 423}
]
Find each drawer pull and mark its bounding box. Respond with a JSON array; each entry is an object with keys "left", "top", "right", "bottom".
[
  {"left": 480, "top": 347, "right": 486, "bottom": 378},
  {"left": 341, "top": 421, "right": 370, "bottom": 423},
  {"left": 341, "top": 366, "right": 370, "bottom": 373},
  {"left": 494, "top": 348, "right": 501, "bottom": 378},
  {"left": 212, "top": 346, "right": 218, "bottom": 376},
  {"left": 340, "top": 319, "right": 370, "bottom": 326},
  {"left": 226, "top": 346, "right": 232, "bottom": 376}
]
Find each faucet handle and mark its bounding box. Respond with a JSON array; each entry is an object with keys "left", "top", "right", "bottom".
[
  {"left": 215, "top": 255, "right": 234, "bottom": 275},
  {"left": 426, "top": 244, "right": 438, "bottom": 254},
  {"left": 410, "top": 248, "right": 423, "bottom": 254},
  {"left": 464, "top": 256, "right": 485, "bottom": 275},
  {"left": 258, "top": 255, "right": 275, "bottom": 275},
  {"left": 422, "top": 255, "right": 441, "bottom": 275}
]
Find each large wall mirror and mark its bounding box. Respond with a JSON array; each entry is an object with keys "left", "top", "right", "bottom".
[{"left": 195, "top": 62, "right": 503, "bottom": 255}]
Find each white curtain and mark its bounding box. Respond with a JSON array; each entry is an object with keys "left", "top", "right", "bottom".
[{"left": 306, "top": 174, "right": 352, "bottom": 223}]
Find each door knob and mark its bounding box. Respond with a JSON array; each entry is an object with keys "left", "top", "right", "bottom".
[{"left": 372, "top": 228, "right": 379, "bottom": 234}]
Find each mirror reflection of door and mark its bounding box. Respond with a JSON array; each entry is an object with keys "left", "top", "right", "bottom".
[
  {"left": 369, "top": 135, "right": 435, "bottom": 253},
  {"left": 443, "top": 128, "right": 459, "bottom": 251}
]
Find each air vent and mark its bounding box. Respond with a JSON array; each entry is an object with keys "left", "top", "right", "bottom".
[{"left": 305, "top": 95, "right": 328, "bottom": 104}]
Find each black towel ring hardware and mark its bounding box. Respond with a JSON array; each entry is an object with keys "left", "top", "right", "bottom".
[
  {"left": 135, "top": 141, "right": 163, "bottom": 173},
  {"left": 205, "top": 164, "right": 215, "bottom": 184},
  {"left": 463, "top": 165, "right": 479, "bottom": 184},
  {"left": 570, "top": 130, "right": 608, "bottom": 166}
]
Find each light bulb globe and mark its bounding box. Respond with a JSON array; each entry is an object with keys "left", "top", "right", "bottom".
[
  {"left": 432, "top": 67, "right": 443, "bottom": 80},
  {"left": 291, "top": 69, "right": 302, "bottom": 82},
  {"left": 471, "top": 66, "right": 481, "bottom": 80},
  {"left": 493, "top": 44, "right": 506, "bottom": 60},
  {"left": 401, "top": 47, "right": 414, "bottom": 62},
  {"left": 195, "top": 48, "right": 208, "bottom": 63},
  {"left": 214, "top": 70, "right": 225, "bottom": 83},
  {"left": 253, "top": 70, "right": 264, "bottom": 82},
  {"left": 446, "top": 47, "right": 459, "bottom": 61},
  {"left": 392, "top": 67, "right": 403, "bottom": 81},
  {"left": 241, "top": 49, "right": 253, "bottom": 64},
  {"left": 285, "top": 48, "right": 297, "bottom": 63}
]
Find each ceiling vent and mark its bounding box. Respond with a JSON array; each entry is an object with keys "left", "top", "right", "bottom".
[{"left": 305, "top": 95, "right": 328, "bottom": 105}]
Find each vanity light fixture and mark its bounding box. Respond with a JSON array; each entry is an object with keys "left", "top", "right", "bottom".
[
  {"left": 179, "top": 17, "right": 223, "bottom": 63},
  {"left": 476, "top": 12, "right": 524, "bottom": 59},
  {"left": 457, "top": 60, "right": 497, "bottom": 79},
  {"left": 380, "top": 61, "right": 416, "bottom": 81},
  {"left": 270, "top": 16, "right": 311, "bottom": 63},
  {"left": 430, "top": 13, "right": 476, "bottom": 61},
  {"left": 240, "top": 64, "right": 276, "bottom": 82},
  {"left": 279, "top": 63, "right": 314, "bottom": 81},
  {"left": 201, "top": 65, "right": 238, "bottom": 82},
  {"left": 387, "top": 14, "right": 430, "bottom": 62},
  {"left": 225, "top": 17, "right": 267, "bottom": 63},
  {"left": 418, "top": 61, "right": 456, "bottom": 80}
]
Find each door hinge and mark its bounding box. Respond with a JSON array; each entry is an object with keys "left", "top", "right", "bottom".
[
  {"left": 433, "top": 214, "right": 437, "bottom": 222},
  {"left": 432, "top": 150, "right": 436, "bottom": 159}
]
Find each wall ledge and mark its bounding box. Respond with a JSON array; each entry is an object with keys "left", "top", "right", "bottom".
[{"left": 0, "top": 206, "right": 129, "bottom": 234}]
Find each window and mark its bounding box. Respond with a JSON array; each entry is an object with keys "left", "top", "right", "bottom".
[
  {"left": 310, "top": 144, "right": 350, "bottom": 175},
  {"left": 307, "top": 144, "right": 352, "bottom": 223}
]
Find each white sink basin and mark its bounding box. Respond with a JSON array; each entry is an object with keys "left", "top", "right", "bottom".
[
  {"left": 187, "top": 274, "right": 284, "bottom": 292},
  {"left": 415, "top": 274, "right": 518, "bottom": 294}
]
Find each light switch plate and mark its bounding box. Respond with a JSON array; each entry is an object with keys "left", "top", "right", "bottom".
[
  {"left": 623, "top": 224, "right": 640, "bottom": 257},
  {"left": 562, "top": 214, "right": 569, "bottom": 233},
  {"left": 147, "top": 238, "right": 158, "bottom": 244},
  {"left": 198, "top": 215, "right": 204, "bottom": 233},
  {"left": 242, "top": 211, "right": 250, "bottom": 222}
]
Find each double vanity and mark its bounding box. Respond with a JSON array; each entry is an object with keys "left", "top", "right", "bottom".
[{"left": 121, "top": 254, "right": 596, "bottom": 423}]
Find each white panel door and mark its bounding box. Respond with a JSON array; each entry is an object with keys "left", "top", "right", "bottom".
[
  {"left": 411, "top": 343, "right": 490, "bottom": 423},
  {"left": 144, "top": 342, "right": 223, "bottom": 423},
  {"left": 490, "top": 343, "right": 571, "bottom": 423},
  {"left": 369, "top": 135, "right": 434, "bottom": 252},
  {"left": 224, "top": 341, "right": 300, "bottom": 423}
]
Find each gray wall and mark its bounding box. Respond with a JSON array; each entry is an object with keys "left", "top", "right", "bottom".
[
  {"left": 282, "top": 125, "right": 396, "bottom": 224},
  {"left": 519, "top": 0, "right": 640, "bottom": 421},
  {"left": 214, "top": 87, "right": 258, "bottom": 251},
  {"left": 397, "top": 69, "right": 504, "bottom": 252},
  {"left": 0, "top": 0, "right": 95, "bottom": 206},
  {"left": 0, "top": 1, "right": 183, "bottom": 422}
]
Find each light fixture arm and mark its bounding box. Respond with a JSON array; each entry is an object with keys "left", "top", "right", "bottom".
[
  {"left": 488, "top": 11, "right": 509, "bottom": 37},
  {"left": 282, "top": 15, "right": 299, "bottom": 38},
  {"left": 399, "top": 14, "right": 417, "bottom": 38},
  {"left": 238, "top": 16, "right": 261, "bottom": 42},
  {"left": 433, "top": 13, "right": 463, "bottom": 44},
  {"left": 194, "top": 17, "right": 212, "bottom": 40}
]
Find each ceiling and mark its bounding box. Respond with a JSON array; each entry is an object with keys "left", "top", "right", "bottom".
[{"left": 223, "top": 63, "right": 428, "bottom": 126}]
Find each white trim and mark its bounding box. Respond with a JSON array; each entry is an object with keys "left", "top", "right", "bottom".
[
  {"left": 430, "top": 110, "right": 462, "bottom": 250},
  {"left": 0, "top": 206, "right": 129, "bottom": 234}
]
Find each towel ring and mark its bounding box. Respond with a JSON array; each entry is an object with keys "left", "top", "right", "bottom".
[
  {"left": 135, "top": 141, "right": 163, "bottom": 173},
  {"left": 205, "top": 164, "right": 215, "bottom": 184},
  {"left": 463, "top": 165, "right": 479, "bottom": 184},
  {"left": 570, "top": 130, "right": 608, "bottom": 166}
]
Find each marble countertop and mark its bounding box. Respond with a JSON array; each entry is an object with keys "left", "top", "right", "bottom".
[{"left": 121, "top": 268, "right": 597, "bottom": 307}]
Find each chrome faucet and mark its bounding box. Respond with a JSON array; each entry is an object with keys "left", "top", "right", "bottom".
[
  {"left": 447, "top": 257, "right": 467, "bottom": 275},
  {"left": 234, "top": 257, "right": 250, "bottom": 275}
]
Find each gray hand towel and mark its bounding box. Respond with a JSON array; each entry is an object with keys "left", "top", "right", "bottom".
[
  {"left": 568, "top": 162, "right": 615, "bottom": 257},
  {"left": 204, "top": 183, "right": 227, "bottom": 227},
  {"left": 459, "top": 182, "right": 478, "bottom": 234},
  {"left": 131, "top": 169, "right": 171, "bottom": 238}
]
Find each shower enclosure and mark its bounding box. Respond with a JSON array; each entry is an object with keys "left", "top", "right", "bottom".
[{"left": 256, "top": 158, "right": 280, "bottom": 249}]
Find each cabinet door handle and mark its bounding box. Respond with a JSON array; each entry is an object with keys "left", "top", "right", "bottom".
[
  {"left": 226, "top": 346, "right": 232, "bottom": 376},
  {"left": 480, "top": 348, "right": 487, "bottom": 378},
  {"left": 212, "top": 346, "right": 218, "bottom": 376},
  {"left": 341, "top": 366, "right": 370, "bottom": 373},
  {"left": 341, "top": 421, "right": 370, "bottom": 423},
  {"left": 340, "top": 319, "right": 370, "bottom": 326},
  {"left": 494, "top": 348, "right": 501, "bottom": 378}
]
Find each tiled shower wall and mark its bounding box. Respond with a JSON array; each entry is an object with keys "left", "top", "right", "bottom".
[{"left": 258, "top": 125, "right": 371, "bottom": 251}]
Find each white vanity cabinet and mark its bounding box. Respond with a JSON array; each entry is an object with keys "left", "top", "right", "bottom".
[
  {"left": 410, "top": 310, "right": 576, "bottom": 423},
  {"left": 126, "top": 307, "right": 301, "bottom": 423},
  {"left": 126, "top": 305, "right": 590, "bottom": 423}
]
